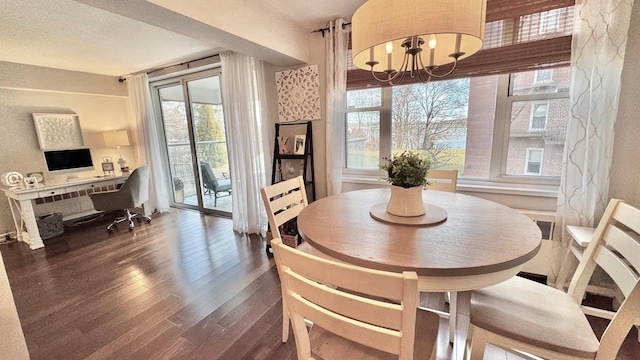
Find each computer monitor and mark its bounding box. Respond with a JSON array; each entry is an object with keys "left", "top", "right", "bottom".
[{"left": 43, "top": 148, "right": 94, "bottom": 179}]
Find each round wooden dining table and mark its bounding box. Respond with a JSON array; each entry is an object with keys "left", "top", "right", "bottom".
[{"left": 296, "top": 188, "right": 542, "bottom": 360}]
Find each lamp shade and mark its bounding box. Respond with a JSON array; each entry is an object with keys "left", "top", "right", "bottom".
[
  {"left": 103, "top": 130, "right": 130, "bottom": 148},
  {"left": 352, "top": 0, "right": 486, "bottom": 73}
]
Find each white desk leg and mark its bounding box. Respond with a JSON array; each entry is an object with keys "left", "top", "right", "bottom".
[
  {"left": 16, "top": 199, "right": 45, "bottom": 250},
  {"left": 453, "top": 291, "right": 471, "bottom": 360}
]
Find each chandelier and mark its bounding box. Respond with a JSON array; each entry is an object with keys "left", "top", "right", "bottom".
[{"left": 351, "top": 0, "right": 487, "bottom": 85}]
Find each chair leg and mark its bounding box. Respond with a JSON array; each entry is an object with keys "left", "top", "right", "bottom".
[
  {"left": 106, "top": 210, "right": 151, "bottom": 233},
  {"left": 282, "top": 290, "right": 290, "bottom": 343},
  {"left": 469, "top": 327, "right": 489, "bottom": 360}
]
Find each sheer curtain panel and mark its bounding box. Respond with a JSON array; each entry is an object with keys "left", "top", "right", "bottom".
[
  {"left": 325, "top": 18, "right": 348, "bottom": 196},
  {"left": 220, "top": 51, "right": 270, "bottom": 234},
  {"left": 126, "top": 74, "right": 171, "bottom": 214},
  {"left": 553, "top": 0, "right": 634, "bottom": 282}
]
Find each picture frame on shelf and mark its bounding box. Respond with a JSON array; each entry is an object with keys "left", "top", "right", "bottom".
[
  {"left": 293, "top": 135, "right": 306, "bottom": 155},
  {"left": 277, "top": 136, "right": 291, "bottom": 154}
]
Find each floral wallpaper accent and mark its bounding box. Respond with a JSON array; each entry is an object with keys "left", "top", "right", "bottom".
[{"left": 276, "top": 65, "right": 320, "bottom": 122}]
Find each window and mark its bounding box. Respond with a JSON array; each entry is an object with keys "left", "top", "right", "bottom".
[
  {"left": 525, "top": 149, "right": 544, "bottom": 175},
  {"left": 529, "top": 102, "right": 549, "bottom": 131},
  {"left": 346, "top": 88, "right": 384, "bottom": 169},
  {"left": 344, "top": 2, "right": 575, "bottom": 186},
  {"left": 534, "top": 69, "right": 553, "bottom": 83},
  {"left": 344, "top": 67, "right": 570, "bottom": 183},
  {"left": 539, "top": 9, "right": 560, "bottom": 34}
]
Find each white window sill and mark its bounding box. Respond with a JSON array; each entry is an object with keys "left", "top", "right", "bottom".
[{"left": 341, "top": 173, "right": 558, "bottom": 198}]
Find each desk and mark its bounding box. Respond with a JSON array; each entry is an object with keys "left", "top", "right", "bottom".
[
  {"left": 297, "top": 189, "right": 541, "bottom": 359},
  {"left": 1, "top": 176, "right": 128, "bottom": 250}
]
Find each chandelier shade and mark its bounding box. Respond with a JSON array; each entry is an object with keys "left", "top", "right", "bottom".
[{"left": 352, "top": 0, "right": 487, "bottom": 84}]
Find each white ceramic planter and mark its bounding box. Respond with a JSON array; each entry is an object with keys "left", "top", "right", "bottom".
[{"left": 386, "top": 185, "right": 425, "bottom": 217}]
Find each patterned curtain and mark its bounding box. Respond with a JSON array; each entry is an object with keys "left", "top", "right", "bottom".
[
  {"left": 325, "top": 18, "right": 349, "bottom": 196},
  {"left": 553, "top": 0, "right": 635, "bottom": 283}
]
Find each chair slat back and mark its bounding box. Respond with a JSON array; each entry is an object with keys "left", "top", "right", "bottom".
[
  {"left": 566, "top": 199, "right": 640, "bottom": 357},
  {"left": 260, "top": 176, "right": 308, "bottom": 239},
  {"left": 425, "top": 169, "right": 458, "bottom": 192},
  {"left": 271, "top": 238, "right": 419, "bottom": 359},
  {"left": 591, "top": 201, "right": 640, "bottom": 297}
]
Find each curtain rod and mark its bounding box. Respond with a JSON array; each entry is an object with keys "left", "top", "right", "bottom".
[
  {"left": 311, "top": 22, "right": 351, "bottom": 38},
  {"left": 118, "top": 54, "right": 221, "bottom": 82}
]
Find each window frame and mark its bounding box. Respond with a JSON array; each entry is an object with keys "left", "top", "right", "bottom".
[
  {"left": 343, "top": 70, "right": 568, "bottom": 187},
  {"left": 524, "top": 148, "right": 544, "bottom": 175},
  {"left": 493, "top": 73, "right": 568, "bottom": 185},
  {"left": 534, "top": 69, "right": 553, "bottom": 83},
  {"left": 539, "top": 8, "right": 561, "bottom": 34},
  {"left": 529, "top": 101, "right": 549, "bottom": 131}
]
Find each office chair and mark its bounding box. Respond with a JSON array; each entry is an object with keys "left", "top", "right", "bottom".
[{"left": 89, "top": 165, "right": 151, "bottom": 233}]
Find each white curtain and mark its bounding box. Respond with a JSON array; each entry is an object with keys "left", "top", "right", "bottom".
[
  {"left": 325, "top": 18, "right": 349, "bottom": 196},
  {"left": 220, "top": 51, "right": 270, "bottom": 234},
  {"left": 553, "top": 0, "right": 634, "bottom": 280},
  {"left": 126, "top": 74, "right": 171, "bottom": 214}
]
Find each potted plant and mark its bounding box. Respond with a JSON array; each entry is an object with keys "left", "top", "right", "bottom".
[
  {"left": 379, "top": 151, "right": 431, "bottom": 217},
  {"left": 173, "top": 177, "right": 184, "bottom": 202}
]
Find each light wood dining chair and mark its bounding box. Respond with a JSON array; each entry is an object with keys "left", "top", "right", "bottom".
[
  {"left": 271, "top": 238, "right": 440, "bottom": 360},
  {"left": 261, "top": 176, "right": 310, "bottom": 343},
  {"left": 260, "top": 176, "right": 308, "bottom": 245},
  {"left": 425, "top": 169, "right": 458, "bottom": 192},
  {"left": 469, "top": 198, "right": 640, "bottom": 360}
]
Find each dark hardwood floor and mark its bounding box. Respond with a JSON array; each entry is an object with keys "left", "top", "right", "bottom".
[
  {"left": 2, "top": 209, "right": 296, "bottom": 360},
  {"left": 1, "top": 208, "right": 638, "bottom": 359}
]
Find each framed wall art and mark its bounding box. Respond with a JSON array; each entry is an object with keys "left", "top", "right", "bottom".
[
  {"left": 275, "top": 65, "right": 321, "bottom": 123},
  {"left": 32, "top": 113, "right": 84, "bottom": 150}
]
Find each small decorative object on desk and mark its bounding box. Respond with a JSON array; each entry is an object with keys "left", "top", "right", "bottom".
[
  {"left": 27, "top": 172, "right": 44, "bottom": 183},
  {"left": 23, "top": 176, "right": 38, "bottom": 188},
  {"left": 1, "top": 171, "right": 24, "bottom": 188},
  {"left": 102, "top": 156, "right": 115, "bottom": 176},
  {"left": 379, "top": 150, "right": 431, "bottom": 217}
]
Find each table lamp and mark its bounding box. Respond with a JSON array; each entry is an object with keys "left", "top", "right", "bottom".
[{"left": 103, "top": 130, "right": 130, "bottom": 173}]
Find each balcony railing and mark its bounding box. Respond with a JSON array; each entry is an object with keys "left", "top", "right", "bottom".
[{"left": 167, "top": 140, "right": 229, "bottom": 197}]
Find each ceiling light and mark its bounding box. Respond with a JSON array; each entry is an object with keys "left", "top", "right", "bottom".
[{"left": 351, "top": 0, "right": 487, "bottom": 85}]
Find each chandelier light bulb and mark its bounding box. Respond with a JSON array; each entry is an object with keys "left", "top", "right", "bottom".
[
  {"left": 386, "top": 42, "right": 394, "bottom": 54},
  {"left": 428, "top": 35, "right": 437, "bottom": 49}
]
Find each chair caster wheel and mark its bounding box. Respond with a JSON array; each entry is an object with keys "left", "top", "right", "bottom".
[
  {"left": 107, "top": 228, "right": 114, "bottom": 235},
  {"left": 128, "top": 227, "right": 134, "bottom": 232},
  {"left": 146, "top": 219, "right": 151, "bottom": 224}
]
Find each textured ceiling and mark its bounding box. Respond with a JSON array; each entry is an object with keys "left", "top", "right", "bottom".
[{"left": 0, "top": 0, "right": 364, "bottom": 77}]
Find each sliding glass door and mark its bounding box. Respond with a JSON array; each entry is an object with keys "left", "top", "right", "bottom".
[{"left": 152, "top": 69, "right": 231, "bottom": 216}]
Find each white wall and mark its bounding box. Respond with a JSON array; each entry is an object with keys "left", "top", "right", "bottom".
[
  {"left": 610, "top": 0, "right": 640, "bottom": 208},
  {"left": 0, "top": 62, "right": 135, "bottom": 235},
  {"left": 263, "top": 32, "right": 329, "bottom": 200}
]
